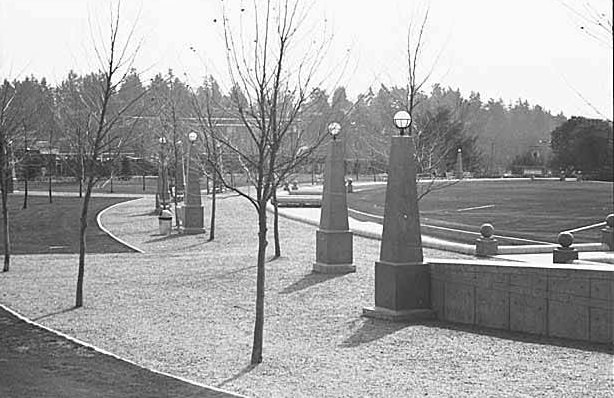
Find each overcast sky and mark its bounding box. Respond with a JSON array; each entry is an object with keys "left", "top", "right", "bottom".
[{"left": 1, "top": 0, "right": 612, "bottom": 119}]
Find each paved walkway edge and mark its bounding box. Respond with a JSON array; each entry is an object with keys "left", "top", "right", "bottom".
[
  {"left": 97, "top": 198, "right": 146, "bottom": 254},
  {"left": 0, "top": 302, "right": 247, "bottom": 398}
]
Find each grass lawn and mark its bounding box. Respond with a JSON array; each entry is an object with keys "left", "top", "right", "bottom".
[
  {"left": 0, "top": 194, "right": 135, "bottom": 254},
  {"left": 14, "top": 178, "right": 159, "bottom": 195},
  {"left": 348, "top": 179, "right": 614, "bottom": 245},
  {"left": 0, "top": 307, "right": 234, "bottom": 398}
]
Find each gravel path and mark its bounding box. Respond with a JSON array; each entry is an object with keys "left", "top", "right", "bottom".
[{"left": 0, "top": 194, "right": 612, "bottom": 397}]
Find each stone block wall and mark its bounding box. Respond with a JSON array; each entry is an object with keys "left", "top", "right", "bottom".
[{"left": 429, "top": 260, "right": 613, "bottom": 344}]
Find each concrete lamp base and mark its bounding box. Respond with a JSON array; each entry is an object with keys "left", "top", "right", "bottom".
[
  {"left": 313, "top": 229, "right": 354, "bottom": 274},
  {"left": 179, "top": 227, "right": 206, "bottom": 235},
  {"left": 313, "top": 262, "right": 356, "bottom": 274},
  {"left": 179, "top": 205, "right": 206, "bottom": 235},
  {"left": 364, "top": 261, "right": 432, "bottom": 321},
  {"left": 362, "top": 306, "right": 435, "bottom": 322}
]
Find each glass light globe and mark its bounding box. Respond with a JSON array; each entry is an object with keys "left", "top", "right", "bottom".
[{"left": 393, "top": 110, "right": 411, "bottom": 129}]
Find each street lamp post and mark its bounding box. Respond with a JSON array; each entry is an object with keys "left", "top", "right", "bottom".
[
  {"left": 180, "top": 131, "right": 205, "bottom": 234},
  {"left": 159, "top": 136, "right": 169, "bottom": 210},
  {"left": 313, "top": 122, "right": 354, "bottom": 273},
  {"left": 456, "top": 148, "right": 463, "bottom": 180},
  {"left": 363, "top": 110, "right": 434, "bottom": 321}
]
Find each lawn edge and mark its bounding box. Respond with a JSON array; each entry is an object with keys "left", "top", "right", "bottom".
[{"left": 0, "top": 302, "right": 247, "bottom": 398}]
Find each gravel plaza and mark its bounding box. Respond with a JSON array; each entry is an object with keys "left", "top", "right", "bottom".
[{"left": 0, "top": 191, "right": 612, "bottom": 397}]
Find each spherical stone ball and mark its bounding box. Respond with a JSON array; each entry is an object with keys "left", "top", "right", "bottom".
[
  {"left": 606, "top": 214, "right": 614, "bottom": 228},
  {"left": 558, "top": 231, "right": 574, "bottom": 248},
  {"left": 480, "top": 223, "right": 494, "bottom": 238}
]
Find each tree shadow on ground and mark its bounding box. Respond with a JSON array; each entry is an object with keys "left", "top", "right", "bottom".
[
  {"left": 145, "top": 233, "right": 198, "bottom": 244},
  {"left": 216, "top": 364, "right": 258, "bottom": 388},
  {"left": 433, "top": 320, "right": 614, "bottom": 354},
  {"left": 280, "top": 272, "right": 347, "bottom": 295},
  {"left": 31, "top": 307, "right": 77, "bottom": 322},
  {"left": 340, "top": 317, "right": 413, "bottom": 348}
]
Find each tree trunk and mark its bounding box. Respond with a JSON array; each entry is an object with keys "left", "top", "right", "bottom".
[
  {"left": 1, "top": 146, "right": 10, "bottom": 272},
  {"left": 75, "top": 178, "right": 93, "bottom": 308},
  {"left": 48, "top": 174, "right": 52, "bottom": 203},
  {"left": 79, "top": 156, "right": 84, "bottom": 198},
  {"left": 22, "top": 175, "right": 28, "bottom": 209},
  {"left": 1, "top": 184, "right": 9, "bottom": 273},
  {"left": 250, "top": 204, "right": 267, "bottom": 365},
  {"left": 273, "top": 189, "right": 281, "bottom": 258},
  {"left": 48, "top": 132, "right": 53, "bottom": 203},
  {"left": 23, "top": 135, "right": 28, "bottom": 209},
  {"left": 209, "top": 173, "right": 216, "bottom": 241}
]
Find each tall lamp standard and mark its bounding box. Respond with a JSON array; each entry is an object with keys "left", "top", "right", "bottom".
[
  {"left": 180, "top": 131, "right": 205, "bottom": 234},
  {"left": 363, "top": 110, "right": 434, "bottom": 321},
  {"left": 455, "top": 148, "right": 463, "bottom": 180},
  {"left": 159, "top": 136, "right": 169, "bottom": 210},
  {"left": 313, "top": 122, "right": 355, "bottom": 273}
]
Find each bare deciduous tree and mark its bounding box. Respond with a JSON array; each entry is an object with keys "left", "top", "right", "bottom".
[
  {"left": 67, "top": 4, "right": 146, "bottom": 308},
  {"left": 0, "top": 80, "right": 18, "bottom": 272},
  {"left": 202, "top": 0, "right": 335, "bottom": 364}
]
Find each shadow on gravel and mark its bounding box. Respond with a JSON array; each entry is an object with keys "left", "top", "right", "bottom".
[
  {"left": 32, "top": 307, "right": 76, "bottom": 322},
  {"left": 216, "top": 364, "right": 258, "bottom": 388},
  {"left": 280, "top": 272, "right": 347, "bottom": 294},
  {"left": 341, "top": 318, "right": 614, "bottom": 353},
  {"left": 340, "top": 318, "right": 411, "bottom": 348},
  {"left": 145, "top": 232, "right": 208, "bottom": 244},
  {"left": 434, "top": 321, "right": 614, "bottom": 354}
]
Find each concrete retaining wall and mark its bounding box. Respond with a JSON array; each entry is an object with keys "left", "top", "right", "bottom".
[{"left": 429, "top": 260, "right": 613, "bottom": 344}]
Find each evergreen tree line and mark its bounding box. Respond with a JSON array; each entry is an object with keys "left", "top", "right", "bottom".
[{"left": 0, "top": 70, "right": 578, "bottom": 179}]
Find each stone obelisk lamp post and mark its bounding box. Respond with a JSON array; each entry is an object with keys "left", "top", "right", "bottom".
[
  {"left": 180, "top": 131, "right": 206, "bottom": 234},
  {"left": 313, "top": 122, "right": 355, "bottom": 274},
  {"left": 159, "top": 136, "right": 169, "bottom": 211},
  {"left": 363, "top": 110, "right": 433, "bottom": 321},
  {"left": 455, "top": 148, "right": 463, "bottom": 179}
]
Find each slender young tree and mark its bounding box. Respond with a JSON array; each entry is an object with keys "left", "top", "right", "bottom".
[
  {"left": 69, "top": 4, "right": 146, "bottom": 308},
  {"left": 0, "top": 80, "right": 18, "bottom": 272},
  {"left": 203, "top": 0, "right": 337, "bottom": 364}
]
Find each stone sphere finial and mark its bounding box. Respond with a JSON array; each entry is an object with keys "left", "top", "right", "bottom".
[
  {"left": 558, "top": 231, "right": 574, "bottom": 248},
  {"left": 606, "top": 214, "right": 614, "bottom": 228},
  {"left": 480, "top": 223, "right": 494, "bottom": 239}
]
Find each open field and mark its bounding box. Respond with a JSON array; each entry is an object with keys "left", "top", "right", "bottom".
[
  {"left": 348, "top": 179, "right": 614, "bottom": 245},
  {"left": 0, "top": 195, "right": 612, "bottom": 397},
  {"left": 0, "top": 194, "right": 135, "bottom": 254}
]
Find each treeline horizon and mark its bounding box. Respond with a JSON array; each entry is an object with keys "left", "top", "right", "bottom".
[{"left": 3, "top": 68, "right": 580, "bottom": 174}]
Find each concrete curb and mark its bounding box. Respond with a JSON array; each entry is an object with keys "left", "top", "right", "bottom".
[
  {"left": 270, "top": 203, "right": 477, "bottom": 255},
  {"left": 97, "top": 198, "right": 146, "bottom": 254},
  {"left": 0, "top": 302, "right": 247, "bottom": 398},
  {"left": 272, "top": 202, "right": 608, "bottom": 257}
]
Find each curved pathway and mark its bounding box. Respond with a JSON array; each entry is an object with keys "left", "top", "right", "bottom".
[{"left": 0, "top": 192, "right": 243, "bottom": 398}]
